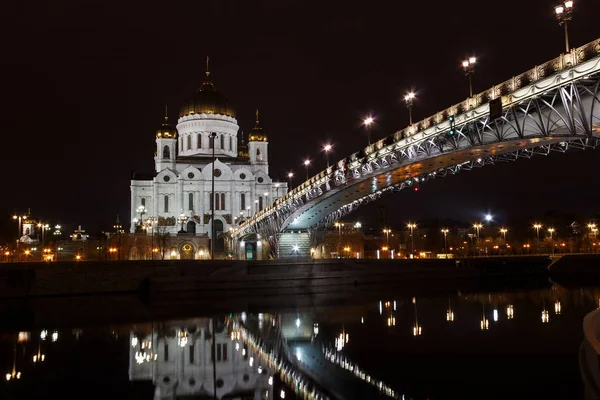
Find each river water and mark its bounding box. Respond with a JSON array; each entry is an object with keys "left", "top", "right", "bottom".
[{"left": 0, "top": 284, "right": 597, "bottom": 400}]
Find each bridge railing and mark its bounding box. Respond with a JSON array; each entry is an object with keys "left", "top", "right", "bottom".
[{"left": 235, "top": 38, "right": 600, "bottom": 234}]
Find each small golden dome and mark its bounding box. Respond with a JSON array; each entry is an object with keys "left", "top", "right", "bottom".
[
  {"left": 248, "top": 109, "right": 267, "bottom": 142},
  {"left": 156, "top": 105, "right": 177, "bottom": 139},
  {"left": 179, "top": 57, "right": 236, "bottom": 118}
]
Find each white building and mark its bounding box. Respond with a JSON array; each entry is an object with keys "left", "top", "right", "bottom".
[{"left": 130, "top": 61, "right": 287, "bottom": 254}]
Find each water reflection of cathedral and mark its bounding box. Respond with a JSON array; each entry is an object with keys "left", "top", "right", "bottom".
[{"left": 129, "top": 318, "right": 272, "bottom": 399}]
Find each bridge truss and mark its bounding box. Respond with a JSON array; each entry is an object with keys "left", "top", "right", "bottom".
[{"left": 230, "top": 38, "right": 600, "bottom": 258}]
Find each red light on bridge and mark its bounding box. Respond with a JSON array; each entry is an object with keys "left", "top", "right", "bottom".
[{"left": 414, "top": 187, "right": 419, "bottom": 192}]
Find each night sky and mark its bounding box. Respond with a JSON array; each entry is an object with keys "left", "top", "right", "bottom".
[{"left": 2, "top": 0, "right": 600, "bottom": 239}]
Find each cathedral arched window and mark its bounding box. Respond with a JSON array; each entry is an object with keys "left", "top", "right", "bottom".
[
  {"left": 187, "top": 135, "right": 191, "bottom": 151},
  {"left": 141, "top": 198, "right": 146, "bottom": 207},
  {"left": 229, "top": 136, "right": 232, "bottom": 151},
  {"left": 220, "top": 135, "right": 225, "bottom": 149},
  {"left": 197, "top": 134, "right": 202, "bottom": 149},
  {"left": 259, "top": 196, "right": 263, "bottom": 211},
  {"left": 163, "top": 145, "right": 170, "bottom": 159},
  {"left": 188, "top": 192, "right": 193, "bottom": 211},
  {"left": 221, "top": 193, "right": 225, "bottom": 210},
  {"left": 240, "top": 193, "right": 246, "bottom": 211},
  {"left": 164, "top": 196, "right": 169, "bottom": 213},
  {"left": 210, "top": 192, "right": 214, "bottom": 211},
  {"left": 214, "top": 193, "right": 220, "bottom": 211},
  {"left": 257, "top": 148, "right": 263, "bottom": 161}
]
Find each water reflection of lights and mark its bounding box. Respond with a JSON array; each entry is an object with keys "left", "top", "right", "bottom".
[
  {"left": 249, "top": 356, "right": 254, "bottom": 367},
  {"left": 335, "top": 328, "right": 349, "bottom": 351},
  {"left": 387, "top": 317, "right": 396, "bottom": 327},
  {"left": 493, "top": 309, "right": 499, "bottom": 322},
  {"left": 542, "top": 310, "right": 550, "bottom": 323},
  {"left": 295, "top": 318, "right": 301, "bottom": 328},
  {"left": 480, "top": 317, "right": 489, "bottom": 330},
  {"left": 413, "top": 324, "right": 422, "bottom": 336},
  {"left": 268, "top": 376, "right": 273, "bottom": 385},
  {"left": 323, "top": 347, "right": 402, "bottom": 398},
  {"left": 51, "top": 331, "right": 58, "bottom": 342},
  {"left": 554, "top": 301, "right": 562, "bottom": 314},
  {"left": 506, "top": 305, "right": 514, "bottom": 319},
  {"left": 18, "top": 332, "right": 30, "bottom": 343},
  {"left": 379, "top": 301, "right": 382, "bottom": 315},
  {"left": 446, "top": 309, "right": 455, "bottom": 322},
  {"left": 40, "top": 330, "right": 48, "bottom": 340},
  {"left": 313, "top": 323, "right": 319, "bottom": 336}
]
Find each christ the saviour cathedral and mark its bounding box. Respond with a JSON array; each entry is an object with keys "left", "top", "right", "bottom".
[{"left": 130, "top": 59, "right": 287, "bottom": 258}]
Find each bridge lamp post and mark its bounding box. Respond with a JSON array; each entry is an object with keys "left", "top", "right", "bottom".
[
  {"left": 303, "top": 159, "right": 311, "bottom": 181},
  {"left": 473, "top": 223, "right": 483, "bottom": 256},
  {"left": 441, "top": 229, "right": 449, "bottom": 258},
  {"left": 363, "top": 117, "right": 374, "bottom": 146},
  {"left": 287, "top": 172, "right": 294, "bottom": 191},
  {"left": 461, "top": 57, "right": 476, "bottom": 98},
  {"left": 246, "top": 206, "right": 250, "bottom": 219},
  {"left": 548, "top": 228, "right": 556, "bottom": 256},
  {"left": 335, "top": 222, "right": 344, "bottom": 257},
  {"left": 407, "top": 223, "right": 417, "bottom": 258},
  {"left": 404, "top": 92, "right": 416, "bottom": 126},
  {"left": 323, "top": 144, "right": 332, "bottom": 168},
  {"left": 554, "top": 1, "right": 574, "bottom": 53},
  {"left": 533, "top": 223, "right": 543, "bottom": 254}
]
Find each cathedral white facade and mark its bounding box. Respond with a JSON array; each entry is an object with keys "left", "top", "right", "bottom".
[{"left": 130, "top": 62, "right": 287, "bottom": 253}]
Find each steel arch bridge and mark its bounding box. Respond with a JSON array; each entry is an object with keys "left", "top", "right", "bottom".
[{"left": 231, "top": 38, "right": 600, "bottom": 259}]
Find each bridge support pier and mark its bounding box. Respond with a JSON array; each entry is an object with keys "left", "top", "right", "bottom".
[{"left": 278, "top": 231, "right": 311, "bottom": 260}]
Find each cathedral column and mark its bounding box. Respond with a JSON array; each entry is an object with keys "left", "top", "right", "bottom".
[{"left": 153, "top": 184, "right": 158, "bottom": 218}]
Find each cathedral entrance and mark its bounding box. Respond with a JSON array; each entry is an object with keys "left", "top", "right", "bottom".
[
  {"left": 212, "top": 219, "right": 225, "bottom": 254},
  {"left": 186, "top": 220, "right": 196, "bottom": 235},
  {"left": 180, "top": 243, "right": 195, "bottom": 260}
]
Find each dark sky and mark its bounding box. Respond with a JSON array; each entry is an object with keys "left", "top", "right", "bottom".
[{"left": 2, "top": 0, "right": 600, "bottom": 239}]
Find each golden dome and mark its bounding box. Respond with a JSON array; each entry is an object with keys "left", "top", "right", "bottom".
[
  {"left": 248, "top": 109, "right": 267, "bottom": 142},
  {"left": 156, "top": 105, "right": 177, "bottom": 139},
  {"left": 179, "top": 57, "right": 236, "bottom": 118}
]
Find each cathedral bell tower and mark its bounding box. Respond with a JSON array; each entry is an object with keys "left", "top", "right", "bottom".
[
  {"left": 155, "top": 105, "right": 177, "bottom": 172},
  {"left": 248, "top": 109, "right": 268, "bottom": 175}
]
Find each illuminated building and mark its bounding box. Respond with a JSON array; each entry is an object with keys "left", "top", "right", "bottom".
[{"left": 130, "top": 58, "right": 287, "bottom": 259}]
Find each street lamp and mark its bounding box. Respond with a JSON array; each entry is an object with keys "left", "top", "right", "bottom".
[
  {"left": 363, "top": 116, "right": 374, "bottom": 146},
  {"left": 37, "top": 223, "right": 50, "bottom": 255},
  {"left": 209, "top": 131, "right": 217, "bottom": 261},
  {"left": 146, "top": 217, "right": 156, "bottom": 259},
  {"left": 287, "top": 172, "right": 294, "bottom": 191},
  {"left": 323, "top": 144, "right": 332, "bottom": 168},
  {"left": 441, "top": 229, "right": 449, "bottom": 257},
  {"left": 461, "top": 56, "right": 477, "bottom": 97},
  {"left": 473, "top": 223, "right": 483, "bottom": 256},
  {"left": 548, "top": 228, "right": 556, "bottom": 256},
  {"left": 178, "top": 213, "right": 188, "bottom": 233},
  {"left": 335, "top": 222, "right": 344, "bottom": 257},
  {"left": 555, "top": 1, "right": 574, "bottom": 53},
  {"left": 136, "top": 206, "right": 146, "bottom": 227},
  {"left": 500, "top": 228, "right": 508, "bottom": 241},
  {"left": 533, "top": 223, "right": 543, "bottom": 254},
  {"left": 303, "top": 159, "right": 310, "bottom": 181},
  {"left": 383, "top": 228, "right": 391, "bottom": 246},
  {"left": 407, "top": 223, "right": 417, "bottom": 258},
  {"left": 404, "top": 92, "right": 416, "bottom": 126}
]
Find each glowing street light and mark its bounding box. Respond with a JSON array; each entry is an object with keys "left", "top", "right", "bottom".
[
  {"left": 473, "top": 223, "right": 483, "bottom": 256},
  {"left": 287, "top": 172, "right": 294, "bottom": 190},
  {"left": 484, "top": 214, "right": 493, "bottom": 222},
  {"left": 554, "top": 1, "right": 574, "bottom": 53},
  {"left": 461, "top": 56, "right": 477, "bottom": 97},
  {"left": 533, "top": 223, "right": 543, "bottom": 254},
  {"left": 303, "top": 159, "right": 311, "bottom": 181},
  {"left": 363, "top": 116, "right": 374, "bottom": 146},
  {"left": 548, "top": 227, "right": 556, "bottom": 256},
  {"left": 407, "top": 223, "right": 417, "bottom": 257},
  {"left": 441, "top": 229, "right": 449, "bottom": 257},
  {"left": 404, "top": 92, "right": 416, "bottom": 126},
  {"left": 323, "top": 144, "right": 332, "bottom": 168},
  {"left": 500, "top": 228, "right": 508, "bottom": 241}
]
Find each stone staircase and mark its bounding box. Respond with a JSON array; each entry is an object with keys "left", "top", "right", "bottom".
[{"left": 278, "top": 231, "right": 311, "bottom": 260}]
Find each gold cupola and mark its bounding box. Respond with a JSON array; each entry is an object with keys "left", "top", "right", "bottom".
[
  {"left": 179, "top": 57, "right": 236, "bottom": 118},
  {"left": 248, "top": 109, "right": 267, "bottom": 142},
  {"left": 156, "top": 105, "right": 177, "bottom": 138}
]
